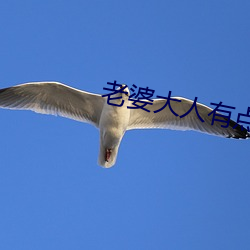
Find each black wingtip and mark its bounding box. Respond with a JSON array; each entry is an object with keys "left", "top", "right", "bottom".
[
  {"left": 0, "top": 88, "right": 8, "bottom": 94},
  {"left": 228, "top": 119, "right": 249, "bottom": 139}
]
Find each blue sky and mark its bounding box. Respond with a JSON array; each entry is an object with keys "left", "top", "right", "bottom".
[{"left": 0, "top": 1, "right": 249, "bottom": 249}]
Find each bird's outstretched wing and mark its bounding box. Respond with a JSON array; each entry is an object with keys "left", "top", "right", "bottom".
[
  {"left": 0, "top": 82, "right": 104, "bottom": 127},
  {"left": 128, "top": 97, "right": 249, "bottom": 139}
]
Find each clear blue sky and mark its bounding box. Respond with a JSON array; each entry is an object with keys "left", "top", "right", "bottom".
[{"left": 0, "top": 1, "right": 249, "bottom": 249}]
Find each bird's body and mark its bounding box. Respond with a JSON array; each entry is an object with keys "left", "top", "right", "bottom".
[
  {"left": 98, "top": 98, "right": 130, "bottom": 167},
  {"left": 0, "top": 81, "right": 248, "bottom": 168}
]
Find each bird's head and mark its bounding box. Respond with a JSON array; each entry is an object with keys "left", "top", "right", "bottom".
[{"left": 120, "top": 84, "right": 130, "bottom": 99}]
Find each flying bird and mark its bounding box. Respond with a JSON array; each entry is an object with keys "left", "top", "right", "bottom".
[{"left": 0, "top": 82, "right": 249, "bottom": 168}]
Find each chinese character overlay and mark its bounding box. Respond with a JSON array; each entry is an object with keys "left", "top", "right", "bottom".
[
  {"left": 127, "top": 86, "right": 155, "bottom": 112},
  {"left": 179, "top": 97, "right": 204, "bottom": 122},
  {"left": 153, "top": 91, "right": 181, "bottom": 116},
  {"left": 233, "top": 107, "right": 250, "bottom": 132},
  {"left": 102, "top": 81, "right": 128, "bottom": 107},
  {"left": 208, "top": 102, "right": 235, "bottom": 128}
]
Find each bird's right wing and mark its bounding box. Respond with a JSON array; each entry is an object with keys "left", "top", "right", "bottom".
[
  {"left": 0, "top": 82, "right": 104, "bottom": 127},
  {"left": 128, "top": 97, "right": 249, "bottom": 139}
]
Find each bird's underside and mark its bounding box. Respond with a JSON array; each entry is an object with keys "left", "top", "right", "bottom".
[{"left": 0, "top": 81, "right": 249, "bottom": 168}]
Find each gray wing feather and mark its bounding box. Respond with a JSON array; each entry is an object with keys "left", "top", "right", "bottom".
[
  {"left": 0, "top": 82, "right": 104, "bottom": 127},
  {"left": 128, "top": 97, "right": 249, "bottom": 139}
]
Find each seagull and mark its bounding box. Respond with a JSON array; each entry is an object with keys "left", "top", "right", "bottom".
[{"left": 0, "top": 82, "right": 249, "bottom": 168}]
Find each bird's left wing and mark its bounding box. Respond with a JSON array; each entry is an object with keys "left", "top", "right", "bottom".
[
  {"left": 128, "top": 97, "right": 249, "bottom": 139},
  {"left": 0, "top": 82, "right": 104, "bottom": 127}
]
